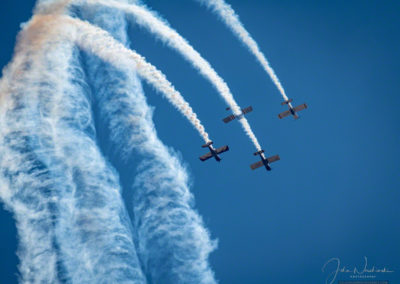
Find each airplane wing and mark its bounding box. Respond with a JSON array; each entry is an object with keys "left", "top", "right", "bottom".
[
  {"left": 294, "top": 104, "right": 307, "bottom": 112},
  {"left": 278, "top": 110, "right": 291, "bottom": 119},
  {"left": 222, "top": 114, "right": 236, "bottom": 123},
  {"left": 215, "top": 145, "right": 229, "bottom": 154},
  {"left": 250, "top": 161, "right": 264, "bottom": 170},
  {"left": 199, "top": 152, "right": 213, "bottom": 161},
  {"left": 242, "top": 106, "right": 253, "bottom": 114},
  {"left": 267, "top": 155, "right": 280, "bottom": 163}
]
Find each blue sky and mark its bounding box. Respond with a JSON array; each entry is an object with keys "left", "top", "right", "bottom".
[{"left": 1, "top": 1, "right": 399, "bottom": 283}]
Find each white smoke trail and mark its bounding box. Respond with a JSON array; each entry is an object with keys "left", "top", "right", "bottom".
[
  {"left": 0, "top": 19, "right": 73, "bottom": 283},
  {"left": 72, "top": 0, "right": 263, "bottom": 151},
  {"left": 71, "top": 15, "right": 211, "bottom": 143},
  {"left": 197, "top": 0, "right": 289, "bottom": 101},
  {"left": 27, "top": 0, "right": 262, "bottom": 151},
  {"left": 0, "top": 0, "right": 220, "bottom": 282},
  {"left": 80, "top": 32, "right": 218, "bottom": 284},
  {"left": 0, "top": 7, "right": 146, "bottom": 283},
  {"left": 78, "top": 5, "right": 218, "bottom": 282},
  {"left": 44, "top": 49, "right": 147, "bottom": 283},
  {"left": 25, "top": 13, "right": 210, "bottom": 144},
  {"left": 1, "top": 4, "right": 218, "bottom": 282},
  {"left": 0, "top": 111, "right": 61, "bottom": 283}
]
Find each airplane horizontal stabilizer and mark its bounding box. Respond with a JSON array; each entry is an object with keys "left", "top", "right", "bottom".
[
  {"left": 202, "top": 141, "right": 213, "bottom": 148},
  {"left": 281, "top": 98, "right": 293, "bottom": 105}
]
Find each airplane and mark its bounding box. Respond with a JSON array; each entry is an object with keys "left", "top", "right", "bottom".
[
  {"left": 222, "top": 106, "right": 253, "bottom": 123},
  {"left": 199, "top": 141, "right": 229, "bottom": 162},
  {"left": 250, "top": 150, "right": 280, "bottom": 171},
  {"left": 278, "top": 99, "right": 307, "bottom": 119}
]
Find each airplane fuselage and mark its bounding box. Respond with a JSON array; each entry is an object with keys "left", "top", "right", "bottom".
[
  {"left": 287, "top": 103, "right": 297, "bottom": 117},
  {"left": 208, "top": 146, "right": 222, "bottom": 162},
  {"left": 261, "top": 157, "right": 272, "bottom": 171},
  {"left": 223, "top": 106, "right": 253, "bottom": 123},
  {"left": 236, "top": 113, "right": 244, "bottom": 120},
  {"left": 199, "top": 141, "right": 229, "bottom": 162},
  {"left": 278, "top": 99, "right": 306, "bottom": 120},
  {"left": 250, "top": 150, "right": 279, "bottom": 171}
]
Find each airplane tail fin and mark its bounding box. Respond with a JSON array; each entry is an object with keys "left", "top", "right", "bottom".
[{"left": 202, "top": 141, "right": 213, "bottom": 148}]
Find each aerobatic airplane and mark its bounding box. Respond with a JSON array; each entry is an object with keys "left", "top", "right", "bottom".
[
  {"left": 250, "top": 150, "right": 280, "bottom": 171},
  {"left": 222, "top": 106, "right": 253, "bottom": 123},
  {"left": 199, "top": 141, "right": 229, "bottom": 162},
  {"left": 278, "top": 99, "right": 307, "bottom": 119}
]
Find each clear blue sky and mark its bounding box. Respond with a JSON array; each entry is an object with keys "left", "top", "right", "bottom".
[{"left": 1, "top": 1, "right": 399, "bottom": 283}]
